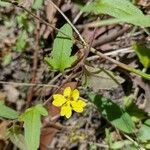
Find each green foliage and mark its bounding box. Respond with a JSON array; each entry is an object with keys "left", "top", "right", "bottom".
[
  {"left": 105, "top": 129, "right": 137, "bottom": 149},
  {"left": 138, "top": 119, "right": 150, "bottom": 142},
  {"left": 89, "top": 93, "right": 135, "bottom": 133},
  {"left": 82, "top": 0, "right": 150, "bottom": 27},
  {"left": 32, "top": 0, "right": 43, "bottom": 10},
  {"left": 8, "top": 126, "right": 27, "bottom": 150},
  {"left": 45, "top": 23, "right": 77, "bottom": 72},
  {"left": 0, "top": 101, "right": 19, "bottom": 119},
  {"left": 83, "top": 0, "right": 143, "bottom": 18},
  {"left": 15, "top": 31, "right": 28, "bottom": 52},
  {"left": 124, "top": 97, "right": 146, "bottom": 123},
  {"left": 17, "top": 12, "right": 34, "bottom": 32},
  {"left": 86, "top": 16, "right": 150, "bottom": 28},
  {"left": 2, "top": 53, "right": 12, "bottom": 66},
  {"left": 17, "top": 12, "right": 28, "bottom": 30},
  {"left": 19, "top": 104, "right": 48, "bottom": 150},
  {"left": 133, "top": 43, "right": 150, "bottom": 69},
  {"left": 0, "top": 0, "right": 10, "bottom": 7},
  {"left": 111, "top": 140, "right": 136, "bottom": 149}
]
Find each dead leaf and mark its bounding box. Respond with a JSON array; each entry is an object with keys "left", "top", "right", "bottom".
[
  {"left": 40, "top": 127, "right": 58, "bottom": 150},
  {"left": 0, "top": 92, "right": 6, "bottom": 100},
  {"left": 83, "top": 65, "right": 124, "bottom": 91},
  {"left": 133, "top": 77, "right": 150, "bottom": 112},
  {"left": 0, "top": 121, "right": 9, "bottom": 140},
  {"left": 4, "top": 85, "right": 19, "bottom": 103},
  {"left": 19, "top": 0, "right": 33, "bottom": 8},
  {"left": 42, "top": 0, "right": 61, "bottom": 39}
]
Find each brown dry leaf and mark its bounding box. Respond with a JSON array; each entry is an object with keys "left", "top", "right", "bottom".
[
  {"left": 84, "top": 65, "right": 124, "bottom": 91},
  {"left": 4, "top": 85, "right": 19, "bottom": 103},
  {"left": 0, "top": 92, "right": 6, "bottom": 100},
  {"left": 40, "top": 127, "right": 58, "bottom": 150},
  {"left": 0, "top": 121, "right": 9, "bottom": 140},
  {"left": 133, "top": 77, "right": 150, "bottom": 112},
  {"left": 42, "top": 0, "right": 61, "bottom": 39},
  {"left": 19, "top": 0, "right": 33, "bottom": 8}
]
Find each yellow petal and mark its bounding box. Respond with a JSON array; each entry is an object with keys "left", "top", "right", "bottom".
[
  {"left": 63, "top": 87, "right": 71, "bottom": 98},
  {"left": 71, "top": 100, "right": 86, "bottom": 113},
  {"left": 52, "top": 94, "right": 66, "bottom": 107},
  {"left": 60, "top": 104, "right": 72, "bottom": 118},
  {"left": 78, "top": 100, "right": 86, "bottom": 107},
  {"left": 72, "top": 89, "right": 79, "bottom": 101}
]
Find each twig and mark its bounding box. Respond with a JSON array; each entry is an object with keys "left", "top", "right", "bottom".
[
  {"left": 2, "top": 0, "right": 72, "bottom": 38},
  {"left": 4, "top": 0, "right": 150, "bottom": 79},
  {"left": 92, "top": 26, "right": 131, "bottom": 47},
  {"left": 48, "top": 0, "right": 150, "bottom": 80},
  {"left": 0, "top": 81, "right": 58, "bottom": 87},
  {"left": 27, "top": 11, "right": 40, "bottom": 104},
  {"left": 73, "top": 0, "right": 92, "bottom": 24},
  {"left": 47, "top": 0, "right": 86, "bottom": 46},
  {"left": 86, "top": 47, "right": 133, "bottom": 61}
]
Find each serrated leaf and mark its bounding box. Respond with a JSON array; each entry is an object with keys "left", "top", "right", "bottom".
[
  {"left": 89, "top": 93, "right": 135, "bottom": 133},
  {"left": 83, "top": 65, "right": 124, "bottom": 91},
  {"left": 83, "top": 0, "right": 143, "bottom": 18},
  {"left": 0, "top": 101, "right": 19, "bottom": 119},
  {"left": 32, "top": 0, "right": 43, "bottom": 10},
  {"left": 45, "top": 23, "right": 77, "bottom": 72},
  {"left": 133, "top": 43, "right": 150, "bottom": 69},
  {"left": 8, "top": 126, "right": 27, "bottom": 150},
  {"left": 19, "top": 104, "right": 48, "bottom": 150}
]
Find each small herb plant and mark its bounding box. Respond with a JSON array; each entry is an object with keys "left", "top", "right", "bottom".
[{"left": 0, "top": 0, "right": 150, "bottom": 150}]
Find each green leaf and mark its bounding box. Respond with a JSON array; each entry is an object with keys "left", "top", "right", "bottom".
[
  {"left": 0, "top": 0, "right": 11, "bottom": 7},
  {"left": 82, "top": 0, "right": 150, "bottom": 27},
  {"left": 15, "top": 30, "right": 28, "bottom": 52},
  {"left": 45, "top": 23, "right": 77, "bottom": 72},
  {"left": 111, "top": 140, "right": 133, "bottom": 149},
  {"left": 2, "top": 53, "right": 12, "bottom": 66},
  {"left": 84, "top": 16, "right": 150, "bottom": 28},
  {"left": 89, "top": 93, "right": 135, "bottom": 133},
  {"left": 138, "top": 120, "right": 150, "bottom": 142},
  {"left": 32, "top": 0, "right": 43, "bottom": 10},
  {"left": 133, "top": 43, "right": 150, "bottom": 69},
  {"left": 0, "top": 101, "right": 19, "bottom": 119},
  {"left": 83, "top": 65, "right": 124, "bottom": 91},
  {"left": 8, "top": 126, "right": 27, "bottom": 150},
  {"left": 17, "top": 12, "right": 28, "bottom": 29},
  {"left": 124, "top": 97, "right": 146, "bottom": 123},
  {"left": 19, "top": 104, "right": 48, "bottom": 150},
  {"left": 83, "top": 0, "right": 143, "bottom": 18}
]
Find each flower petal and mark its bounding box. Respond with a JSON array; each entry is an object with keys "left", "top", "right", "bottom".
[
  {"left": 78, "top": 100, "right": 86, "bottom": 107},
  {"left": 52, "top": 94, "right": 66, "bottom": 107},
  {"left": 63, "top": 87, "right": 71, "bottom": 98},
  {"left": 72, "top": 89, "right": 79, "bottom": 101},
  {"left": 71, "top": 100, "right": 86, "bottom": 113},
  {"left": 60, "top": 104, "right": 72, "bottom": 118}
]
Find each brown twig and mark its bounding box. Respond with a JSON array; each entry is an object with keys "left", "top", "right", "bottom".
[
  {"left": 27, "top": 11, "right": 40, "bottom": 105},
  {"left": 92, "top": 26, "right": 131, "bottom": 47}
]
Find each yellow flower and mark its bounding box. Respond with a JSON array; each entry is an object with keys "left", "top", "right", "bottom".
[{"left": 52, "top": 87, "right": 86, "bottom": 118}]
